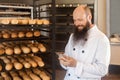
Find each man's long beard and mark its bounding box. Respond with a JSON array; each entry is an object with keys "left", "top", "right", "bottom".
[{"left": 73, "top": 21, "right": 90, "bottom": 43}]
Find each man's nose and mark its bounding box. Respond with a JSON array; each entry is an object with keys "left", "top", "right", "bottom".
[{"left": 74, "top": 21, "right": 82, "bottom": 26}]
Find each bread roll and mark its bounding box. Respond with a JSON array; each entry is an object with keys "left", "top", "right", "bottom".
[
  {"left": 5, "top": 63, "right": 13, "bottom": 71},
  {"left": 14, "top": 62, "right": 23, "bottom": 70},
  {"left": 11, "top": 32, "right": 18, "bottom": 38},
  {"left": 21, "top": 46, "right": 31, "bottom": 54},
  {"left": 0, "top": 48, "right": 5, "bottom": 55},
  {"left": 36, "top": 19, "right": 43, "bottom": 25},
  {"left": 26, "top": 31, "right": 33, "bottom": 38},
  {"left": 2, "top": 32, "right": 10, "bottom": 39},
  {"left": 28, "top": 19, "right": 36, "bottom": 24},
  {"left": 30, "top": 46, "right": 39, "bottom": 53},
  {"left": 18, "top": 31, "right": 25, "bottom": 38},
  {"left": 0, "top": 19, "right": 10, "bottom": 24},
  {"left": 42, "top": 19, "right": 50, "bottom": 25},
  {"left": 5, "top": 47, "right": 14, "bottom": 55},
  {"left": 19, "top": 19, "right": 28, "bottom": 24},
  {"left": 14, "top": 46, "right": 21, "bottom": 54},
  {"left": 10, "top": 19, "right": 19, "bottom": 24},
  {"left": 38, "top": 43, "right": 46, "bottom": 52},
  {"left": 34, "top": 30, "right": 41, "bottom": 37}
]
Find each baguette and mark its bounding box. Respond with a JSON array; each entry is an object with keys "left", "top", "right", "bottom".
[
  {"left": 1, "top": 72, "right": 12, "bottom": 80},
  {"left": 26, "top": 70, "right": 41, "bottom": 80},
  {"left": 23, "top": 56, "right": 37, "bottom": 68},
  {"left": 15, "top": 56, "right": 31, "bottom": 68},
  {"left": 18, "top": 71, "right": 31, "bottom": 80},
  {"left": 10, "top": 71, "right": 22, "bottom": 80},
  {"left": 38, "top": 43, "right": 46, "bottom": 52},
  {"left": 0, "top": 56, "right": 13, "bottom": 71},
  {"left": 32, "top": 56, "right": 44, "bottom": 67}
]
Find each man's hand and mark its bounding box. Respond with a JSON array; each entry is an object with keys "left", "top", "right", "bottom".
[{"left": 58, "top": 54, "right": 77, "bottom": 67}]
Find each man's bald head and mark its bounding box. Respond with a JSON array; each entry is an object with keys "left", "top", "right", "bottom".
[{"left": 73, "top": 5, "right": 92, "bottom": 17}]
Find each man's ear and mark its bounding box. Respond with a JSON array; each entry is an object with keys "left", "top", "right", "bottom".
[{"left": 87, "top": 15, "right": 92, "bottom": 22}]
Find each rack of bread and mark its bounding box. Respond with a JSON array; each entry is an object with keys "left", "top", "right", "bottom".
[
  {"left": 0, "top": 19, "right": 50, "bottom": 25},
  {"left": 0, "top": 3, "right": 53, "bottom": 80},
  {"left": 0, "top": 19, "right": 51, "bottom": 80}
]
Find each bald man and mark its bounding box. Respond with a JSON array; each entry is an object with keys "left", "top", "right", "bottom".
[{"left": 58, "top": 5, "right": 110, "bottom": 80}]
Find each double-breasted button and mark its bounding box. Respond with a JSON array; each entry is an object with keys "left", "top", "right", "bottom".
[
  {"left": 77, "top": 77, "right": 80, "bottom": 79},
  {"left": 85, "top": 38, "right": 87, "bottom": 41},
  {"left": 82, "top": 50, "right": 85, "bottom": 53},
  {"left": 68, "top": 73, "right": 70, "bottom": 76},
  {"left": 73, "top": 48, "right": 75, "bottom": 51}
]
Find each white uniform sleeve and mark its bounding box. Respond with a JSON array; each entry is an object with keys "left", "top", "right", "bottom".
[
  {"left": 60, "top": 34, "right": 73, "bottom": 70},
  {"left": 74, "top": 36, "right": 111, "bottom": 77}
]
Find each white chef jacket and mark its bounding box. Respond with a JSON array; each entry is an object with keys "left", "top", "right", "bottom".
[{"left": 61, "top": 25, "right": 110, "bottom": 80}]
